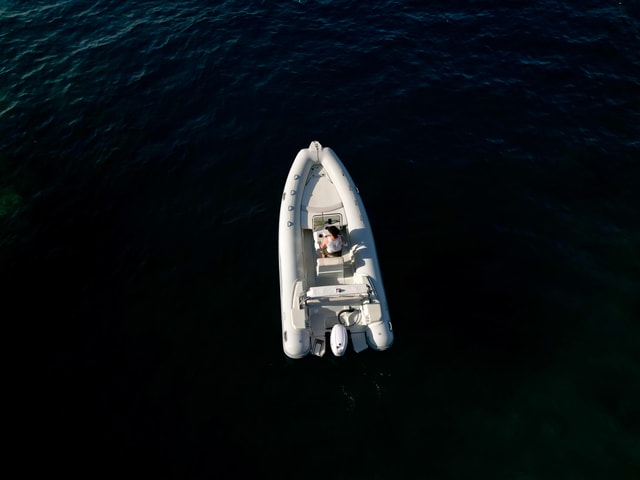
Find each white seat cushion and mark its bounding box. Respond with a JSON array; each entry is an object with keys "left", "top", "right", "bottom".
[{"left": 316, "top": 256, "right": 344, "bottom": 276}]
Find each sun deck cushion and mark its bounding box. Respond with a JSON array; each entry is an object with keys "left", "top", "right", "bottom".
[
  {"left": 316, "top": 256, "right": 344, "bottom": 276},
  {"left": 307, "top": 284, "right": 369, "bottom": 298}
]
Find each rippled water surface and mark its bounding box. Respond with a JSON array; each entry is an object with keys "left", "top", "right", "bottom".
[{"left": 2, "top": 1, "right": 639, "bottom": 478}]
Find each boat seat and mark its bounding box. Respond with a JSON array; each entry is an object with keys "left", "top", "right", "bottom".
[{"left": 316, "top": 256, "right": 344, "bottom": 276}]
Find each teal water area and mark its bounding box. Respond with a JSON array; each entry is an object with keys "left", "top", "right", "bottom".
[{"left": 2, "top": 1, "right": 639, "bottom": 478}]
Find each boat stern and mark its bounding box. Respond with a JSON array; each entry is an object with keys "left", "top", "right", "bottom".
[
  {"left": 366, "top": 320, "right": 394, "bottom": 351},
  {"left": 282, "top": 321, "right": 311, "bottom": 359}
]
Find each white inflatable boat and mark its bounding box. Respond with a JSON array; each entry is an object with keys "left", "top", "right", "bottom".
[{"left": 278, "top": 141, "right": 394, "bottom": 358}]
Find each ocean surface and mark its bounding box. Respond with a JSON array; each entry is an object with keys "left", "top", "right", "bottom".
[{"left": 2, "top": 1, "right": 639, "bottom": 478}]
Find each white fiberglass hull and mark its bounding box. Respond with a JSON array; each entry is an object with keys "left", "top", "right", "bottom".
[{"left": 278, "top": 141, "right": 394, "bottom": 359}]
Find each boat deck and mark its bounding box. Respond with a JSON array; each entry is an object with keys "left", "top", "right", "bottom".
[{"left": 301, "top": 227, "right": 372, "bottom": 355}]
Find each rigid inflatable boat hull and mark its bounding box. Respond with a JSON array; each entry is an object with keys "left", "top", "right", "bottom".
[{"left": 278, "top": 141, "right": 393, "bottom": 359}]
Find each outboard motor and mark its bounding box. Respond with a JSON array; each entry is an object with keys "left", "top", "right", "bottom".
[{"left": 330, "top": 324, "right": 348, "bottom": 356}]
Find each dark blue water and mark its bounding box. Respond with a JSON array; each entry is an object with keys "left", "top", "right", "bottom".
[{"left": 2, "top": 1, "right": 639, "bottom": 478}]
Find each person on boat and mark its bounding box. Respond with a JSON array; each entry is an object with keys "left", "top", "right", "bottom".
[{"left": 320, "top": 225, "right": 346, "bottom": 258}]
